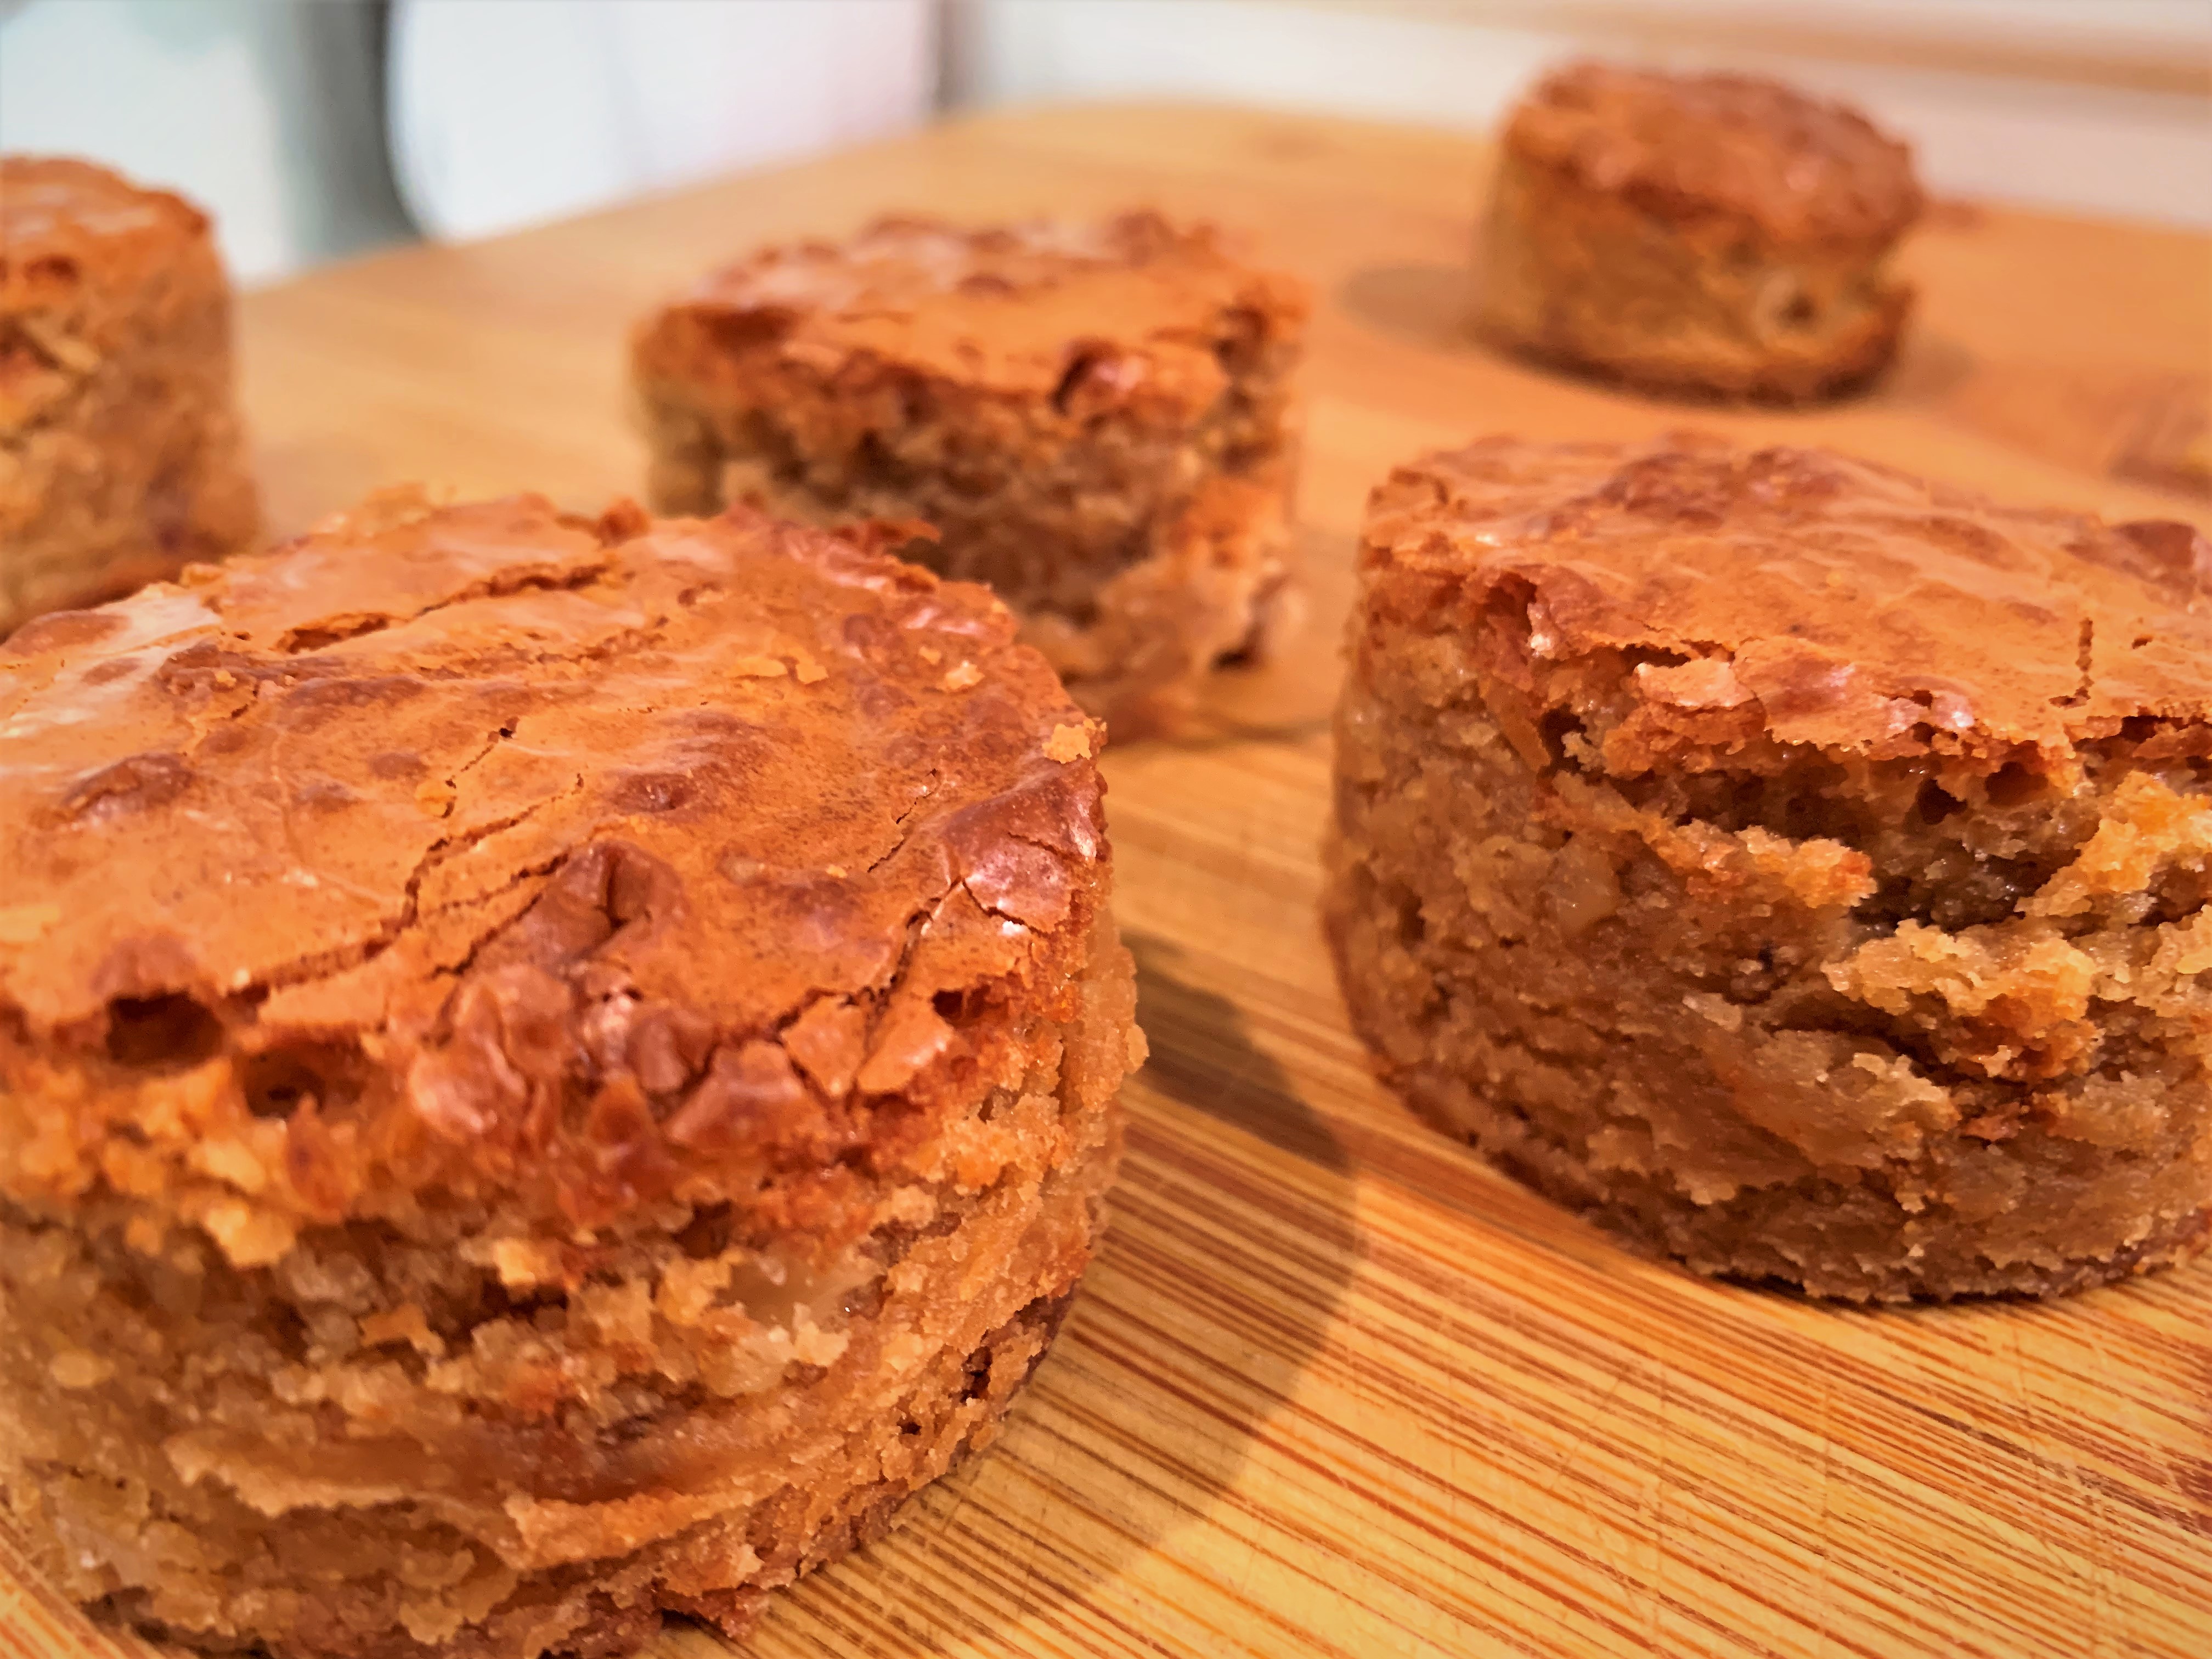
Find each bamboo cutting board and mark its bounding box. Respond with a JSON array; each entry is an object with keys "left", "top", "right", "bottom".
[{"left": 5, "top": 105, "right": 2209, "bottom": 1659}]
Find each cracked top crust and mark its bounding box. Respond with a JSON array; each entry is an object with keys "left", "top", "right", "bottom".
[
  {"left": 0, "top": 491, "right": 1112, "bottom": 1249},
  {"left": 2, "top": 155, "right": 215, "bottom": 307},
  {"left": 635, "top": 209, "right": 1308, "bottom": 409},
  {"left": 1503, "top": 62, "right": 1921, "bottom": 245},
  {"left": 1361, "top": 433, "right": 2212, "bottom": 764}
]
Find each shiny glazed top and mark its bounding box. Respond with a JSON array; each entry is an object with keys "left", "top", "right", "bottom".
[
  {"left": 1504, "top": 62, "right": 1922, "bottom": 245},
  {"left": 1362, "top": 433, "right": 2211, "bottom": 763}
]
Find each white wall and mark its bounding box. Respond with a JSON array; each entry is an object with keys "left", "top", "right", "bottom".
[
  {"left": 948, "top": 0, "right": 2212, "bottom": 228},
  {"left": 0, "top": 0, "right": 408, "bottom": 285},
  {"left": 0, "top": 0, "right": 937, "bottom": 283},
  {"left": 386, "top": 0, "right": 936, "bottom": 242}
]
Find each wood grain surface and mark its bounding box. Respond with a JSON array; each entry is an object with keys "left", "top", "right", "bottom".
[{"left": 5, "top": 104, "right": 2210, "bottom": 1659}]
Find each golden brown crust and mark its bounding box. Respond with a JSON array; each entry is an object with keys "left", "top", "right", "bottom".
[
  {"left": 1331, "top": 435, "right": 2212, "bottom": 1300},
  {"left": 635, "top": 211, "right": 1302, "bottom": 410},
  {"left": 1503, "top": 61, "right": 1922, "bottom": 246},
  {"left": 631, "top": 212, "right": 1309, "bottom": 731},
  {"left": 0, "top": 155, "right": 258, "bottom": 634},
  {"left": 0, "top": 491, "right": 1111, "bottom": 1258},
  {"left": 1361, "top": 433, "right": 2211, "bottom": 763}
]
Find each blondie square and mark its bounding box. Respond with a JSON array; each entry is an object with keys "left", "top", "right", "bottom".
[
  {"left": 1, "top": 156, "right": 257, "bottom": 634},
  {"left": 1476, "top": 64, "right": 1922, "bottom": 403},
  {"left": 1328, "top": 434, "right": 2211, "bottom": 1300},
  {"left": 633, "top": 212, "right": 1308, "bottom": 731},
  {"left": 0, "top": 492, "right": 1142, "bottom": 1655}
]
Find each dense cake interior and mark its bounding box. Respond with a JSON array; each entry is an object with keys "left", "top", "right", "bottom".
[
  {"left": 1329, "top": 439, "right": 2212, "bottom": 1297},
  {"left": 2, "top": 960, "right": 1128, "bottom": 1657},
  {"left": 661, "top": 313, "right": 1291, "bottom": 627}
]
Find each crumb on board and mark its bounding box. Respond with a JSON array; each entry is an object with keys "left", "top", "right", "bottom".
[{"left": 1045, "top": 722, "right": 1094, "bottom": 763}]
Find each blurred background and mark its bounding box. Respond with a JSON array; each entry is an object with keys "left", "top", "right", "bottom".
[{"left": 2, "top": 0, "right": 2207, "bottom": 286}]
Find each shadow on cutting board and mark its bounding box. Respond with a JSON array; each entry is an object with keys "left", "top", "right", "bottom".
[
  {"left": 1331, "top": 258, "right": 1983, "bottom": 422},
  {"left": 1131, "top": 523, "right": 1355, "bottom": 754},
  {"left": 1336, "top": 261, "right": 1480, "bottom": 353},
  {"left": 739, "top": 932, "right": 1357, "bottom": 1655},
  {"left": 1122, "top": 932, "right": 1351, "bottom": 1173}
]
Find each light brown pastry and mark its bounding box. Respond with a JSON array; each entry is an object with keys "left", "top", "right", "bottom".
[
  {"left": 1, "top": 155, "right": 257, "bottom": 635},
  {"left": 0, "top": 490, "right": 1142, "bottom": 1656},
  {"left": 1327, "top": 432, "right": 2212, "bottom": 1300},
  {"left": 632, "top": 211, "right": 1310, "bottom": 733},
  {"left": 1475, "top": 64, "right": 1923, "bottom": 402}
]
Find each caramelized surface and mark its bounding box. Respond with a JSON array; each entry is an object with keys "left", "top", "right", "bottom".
[
  {"left": 0, "top": 493, "right": 1110, "bottom": 1252},
  {"left": 1505, "top": 61, "right": 1922, "bottom": 245},
  {"left": 1361, "top": 433, "right": 2212, "bottom": 760},
  {"left": 1, "top": 156, "right": 213, "bottom": 305},
  {"left": 644, "top": 211, "right": 1300, "bottom": 408}
]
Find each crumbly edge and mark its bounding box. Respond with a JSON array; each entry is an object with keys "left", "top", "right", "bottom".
[
  {"left": 1475, "top": 152, "right": 1911, "bottom": 404},
  {"left": 1325, "top": 582, "right": 2212, "bottom": 1299},
  {"left": 1014, "top": 463, "right": 1299, "bottom": 734},
  {"left": 681, "top": 462, "right": 1296, "bottom": 736},
  {"left": 19, "top": 1286, "right": 1080, "bottom": 1659},
  {"left": 0, "top": 918, "right": 1139, "bottom": 1657},
  {"left": 630, "top": 287, "right": 1302, "bottom": 706}
]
